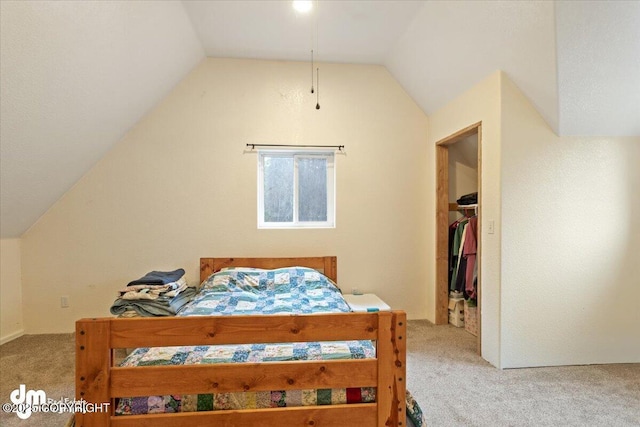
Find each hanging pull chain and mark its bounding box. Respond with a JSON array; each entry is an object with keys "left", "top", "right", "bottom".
[
  {"left": 311, "top": 50, "right": 315, "bottom": 94},
  {"left": 315, "top": 68, "right": 320, "bottom": 110}
]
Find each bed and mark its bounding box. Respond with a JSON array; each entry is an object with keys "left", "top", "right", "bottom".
[{"left": 76, "top": 256, "right": 419, "bottom": 426}]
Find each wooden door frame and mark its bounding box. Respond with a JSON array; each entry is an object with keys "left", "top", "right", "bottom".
[{"left": 435, "top": 121, "right": 482, "bottom": 351}]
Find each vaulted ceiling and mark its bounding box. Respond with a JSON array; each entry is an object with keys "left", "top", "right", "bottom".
[{"left": 1, "top": 1, "right": 638, "bottom": 238}]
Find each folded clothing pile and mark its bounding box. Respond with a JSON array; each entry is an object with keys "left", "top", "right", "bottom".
[
  {"left": 457, "top": 192, "right": 478, "bottom": 205},
  {"left": 110, "top": 268, "right": 197, "bottom": 317}
]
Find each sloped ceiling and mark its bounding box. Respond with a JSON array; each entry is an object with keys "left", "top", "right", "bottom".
[
  {"left": 1, "top": 0, "right": 638, "bottom": 238},
  {"left": 0, "top": 0, "right": 204, "bottom": 238},
  {"left": 556, "top": 1, "right": 640, "bottom": 136},
  {"left": 386, "top": 0, "right": 559, "bottom": 131}
]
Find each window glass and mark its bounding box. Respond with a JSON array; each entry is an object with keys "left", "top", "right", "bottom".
[
  {"left": 263, "top": 156, "right": 293, "bottom": 222},
  {"left": 298, "top": 157, "right": 327, "bottom": 222},
  {"left": 258, "top": 151, "right": 335, "bottom": 228}
]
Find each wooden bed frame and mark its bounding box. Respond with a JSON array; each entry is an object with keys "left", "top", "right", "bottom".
[{"left": 76, "top": 256, "right": 406, "bottom": 427}]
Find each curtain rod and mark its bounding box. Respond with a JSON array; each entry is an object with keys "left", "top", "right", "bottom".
[{"left": 246, "top": 143, "right": 344, "bottom": 151}]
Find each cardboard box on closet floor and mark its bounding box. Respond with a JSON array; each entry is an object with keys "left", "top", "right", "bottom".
[{"left": 448, "top": 298, "right": 465, "bottom": 327}]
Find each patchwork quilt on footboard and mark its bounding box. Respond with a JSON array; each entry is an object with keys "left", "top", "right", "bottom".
[
  {"left": 115, "top": 340, "right": 377, "bottom": 414},
  {"left": 114, "top": 267, "right": 426, "bottom": 426}
]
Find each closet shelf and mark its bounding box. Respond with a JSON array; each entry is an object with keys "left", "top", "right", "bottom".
[{"left": 449, "top": 203, "right": 478, "bottom": 214}]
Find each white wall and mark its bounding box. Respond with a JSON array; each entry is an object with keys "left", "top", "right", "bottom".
[
  {"left": 500, "top": 76, "right": 640, "bottom": 367},
  {"left": 20, "top": 58, "right": 430, "bottom": 333},
  {"left": 448, "top": 135, "right": 479, "bottom": 223},
  {"left": 427, "top": 71, "right": 503, "bottom": 368},
  {"left": 428, "top": 70, "right": 640, "bottom": 368},
  {"left": 1, "top": 238, "right": 23, "bottom": 343}
]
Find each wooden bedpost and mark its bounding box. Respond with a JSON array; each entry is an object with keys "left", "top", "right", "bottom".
[
  {"left": 324, "top": 256, "right": 337, "bottom": 283},
  {"left": 377, "top": 311, "right": 407, "bottom": 426},
  {"left": 76, "top": 318, "right": 112, "bottom": 427}
]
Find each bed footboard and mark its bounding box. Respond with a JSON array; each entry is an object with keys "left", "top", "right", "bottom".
[{"left": 75, "top": 312, "right": 406, "bottom": 427}]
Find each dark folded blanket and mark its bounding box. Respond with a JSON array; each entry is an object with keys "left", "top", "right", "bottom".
[
  {"left": 457, "top": 192, "right": 478, "bottom": 205},
  {"left": 127, "top": 268, "right": 185, "bottom": 286}
]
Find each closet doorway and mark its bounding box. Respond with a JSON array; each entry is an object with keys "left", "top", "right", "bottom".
[{"left": 435, "top": 122, "right": 482, "bottom": 353}]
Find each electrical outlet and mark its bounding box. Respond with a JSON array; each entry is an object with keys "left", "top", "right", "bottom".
[
  {"left": 488, "top": 220, "right": 495, "bottom": 234},
  {"left": 60, "top": 296, "right": 69, "bottom": 308},
  {"left": 352, "top": 288, "right": 362, "bottom": 295}
]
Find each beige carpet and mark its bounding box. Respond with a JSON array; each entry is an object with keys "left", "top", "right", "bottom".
[
  {"left": 0, "top": 334, "right": 75, "bottom": 427},
  {"left": 405, "top": 320, "right": 640, "bottom": 426},
  {"left": 1, "top": 322, "right": 638, "bottom": 426}
]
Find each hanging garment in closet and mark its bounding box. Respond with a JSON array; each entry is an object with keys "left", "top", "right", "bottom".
[
  {"left": 449, "top": 217, "right": 469, "bottom": 291},
  {"left": 448, "top": 218, "right": 466, "bottom": 289},
  {"left": 462, "top": 215, "right": 478, "bottom": 300},
  {"left": 448, "top": 222, "right": 457, "bottom": 288}
]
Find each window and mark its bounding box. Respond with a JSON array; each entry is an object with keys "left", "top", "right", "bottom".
[{"left": 258, "top": 151, "right": 335, "bottom": 228}]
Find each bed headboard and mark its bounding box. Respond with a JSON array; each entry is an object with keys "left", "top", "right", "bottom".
[{"left": 200, "top": 256, "right": 337, "bottom": 283}]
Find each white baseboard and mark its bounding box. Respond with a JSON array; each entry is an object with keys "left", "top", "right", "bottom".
[{"left": 0, "top": 329, "right": 25, "bottom": 345}]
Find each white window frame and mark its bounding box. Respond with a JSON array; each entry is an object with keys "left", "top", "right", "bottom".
[{"left": 258, "top": 150, "right": 335, "bottom": 229}]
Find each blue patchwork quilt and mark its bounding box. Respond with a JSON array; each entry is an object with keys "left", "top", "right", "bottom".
[{"left": 178, "top": 267, "right": 351, "bottom": 316}]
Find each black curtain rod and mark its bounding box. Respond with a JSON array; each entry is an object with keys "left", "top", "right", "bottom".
[{"left": 246, "top": 144, "right": 344, "bottom": 151}]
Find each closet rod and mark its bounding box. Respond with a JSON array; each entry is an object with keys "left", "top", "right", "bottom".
[{"left": 246, "top": 144, "right": 344, "bottom": 151}]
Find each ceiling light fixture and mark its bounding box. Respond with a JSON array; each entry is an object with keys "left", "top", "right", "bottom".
[{"left": 293, "top": 0, "right": 313, "bottom": 14}]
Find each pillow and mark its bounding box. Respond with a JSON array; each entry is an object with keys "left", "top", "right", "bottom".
[
  {"left": 218, "top": 267, "right": 266, "bottom": 272},
  {"left": 200, "top": 268, "right": 265, "bottom": 291},
  {"left": 200, "top": 266, "right": 338, "bottom": 294}
]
